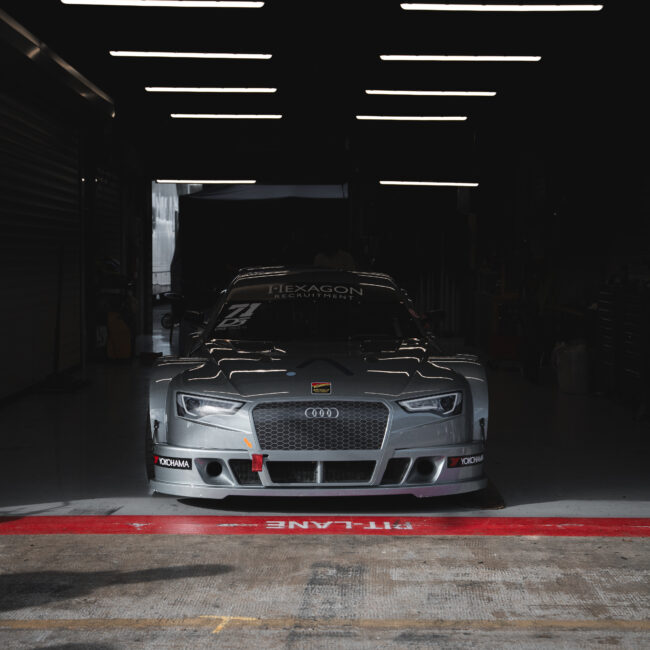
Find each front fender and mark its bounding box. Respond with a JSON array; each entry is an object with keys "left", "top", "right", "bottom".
[
  {"left": 148, "top": 356, "right": 209, "bottom": 442},
  {"left": 429, "top": 355, "right": 489, "bottom": 441}
]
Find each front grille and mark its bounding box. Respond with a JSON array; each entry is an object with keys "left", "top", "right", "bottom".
[
  {"left": 252, "top": 401, "right": 389, "bottom": 450},
  {"left": 267, "top": 461, "right": 317, "bottom": 484},
  {"left": 380, "top": 458, "right": 409, "bottom": 485},
  {"left": 229, "top": 459, "right": 261, "bottom": 485},
  {"left": 322, "top": 461, "right": 375, "bottom": 483},
  {"left": 266, "top": 461, "right": 375, "bottom": 484}
]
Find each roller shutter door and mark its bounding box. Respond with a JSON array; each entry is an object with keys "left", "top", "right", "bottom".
[{"left": 0, "top": 94, "right": 81, "bottom": 397}]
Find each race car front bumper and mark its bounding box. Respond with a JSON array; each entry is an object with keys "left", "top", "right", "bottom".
[{"left": 149, "top": 442, "right": 487, "bottom": 499}]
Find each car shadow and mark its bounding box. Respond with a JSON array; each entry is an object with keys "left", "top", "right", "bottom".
[{"left": 0, "top": 564, "right": 232, "bottom": 613}]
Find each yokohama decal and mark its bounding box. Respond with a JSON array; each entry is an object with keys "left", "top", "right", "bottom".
[
  {"left": 448, "top": 453, "right": 484, "bottom": 468},
  {"left": 154, "top": 455, "right": 192, "bottom": 470},
  {"left": 1, "top": 516, "right": 650, "bottom": 537}
]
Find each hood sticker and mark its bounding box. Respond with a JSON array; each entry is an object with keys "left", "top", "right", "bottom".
[
  {"left": 311, "top": 381, "right": 332, "bottom": 394},
  {"left": 216, "top": 302, "right": 261, "bottom": 330}
]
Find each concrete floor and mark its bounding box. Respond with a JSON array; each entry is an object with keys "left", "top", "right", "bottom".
[
  {"left": 1, "top": 313, "right": 649, "bottom": 648},
  {"left": 1, "top": 534, "right": 649, "bottom": 649}
]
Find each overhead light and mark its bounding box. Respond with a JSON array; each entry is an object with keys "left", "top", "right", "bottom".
[
  {"left": 365, "top": 90, "right": 496, "bottom": 96},
  {"left": 380, "top": 54, "right": 541, "bottom": 61},
  {"left": 156, "top": 179, "right": 257, "bottom": 184},
  {"left": 400, "top": 3, "right": 602, "bottom": 11},
  {"left": 64, "top": 1, "right": 263, "bottom": 6},
  {"left": 110, "top": 51, "right": 272, "bottom": 59},
  {"left": 145, "top": 87, "right": 277, "bottom": 93},
  {"left": 356, "top": 115, "right": 467, "bottom": 121},
  {"left": 171, "top": 113, "right": 282, "bottom": 119},
  {"left": 380, "top": 181, "right": 479, "bottom": 187}
]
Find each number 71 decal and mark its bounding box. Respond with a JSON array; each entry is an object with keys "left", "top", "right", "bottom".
[{"left": 215, "top": 303, "right": 261, "bottom": 329}]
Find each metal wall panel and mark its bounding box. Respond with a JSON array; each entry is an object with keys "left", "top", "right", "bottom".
[
  {"left": 0, "top": 94, "right": 81, "bottom": 397},
  {"left": 95, "top": 170, "right": 122, "bottom": 264}
]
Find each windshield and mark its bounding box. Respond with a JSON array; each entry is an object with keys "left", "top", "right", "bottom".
[{"left": 210, "top": 298, "right": 422, "bottom": 341}]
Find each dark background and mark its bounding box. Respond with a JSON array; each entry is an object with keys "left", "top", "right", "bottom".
[{"left": 1, "top": 1, "right": 647, "bottom": 407}]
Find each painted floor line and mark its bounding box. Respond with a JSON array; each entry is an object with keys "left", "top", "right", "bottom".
[
  {"left": 1, "top": 516, "right": 650, "bottom": 536},
  {"left": 1, "top": 616, "right": 649, "bottom": 633}
]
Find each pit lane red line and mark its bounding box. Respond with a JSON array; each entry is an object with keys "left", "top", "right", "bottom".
[{"left": 1, "top": 516, "right": 649, "bottom": 536}]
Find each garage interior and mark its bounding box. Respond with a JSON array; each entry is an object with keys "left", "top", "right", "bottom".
[{"left": 0, "top": 1, "right": 648, "bottom": 648}]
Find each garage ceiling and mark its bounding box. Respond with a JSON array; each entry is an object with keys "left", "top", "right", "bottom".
[{"left": 0, "top": 1, "right": 640, "bottom": 185}]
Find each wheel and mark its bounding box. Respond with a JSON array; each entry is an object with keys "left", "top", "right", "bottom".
[{"left": 145, "top": 414, "right": 155, "bottom": 480}]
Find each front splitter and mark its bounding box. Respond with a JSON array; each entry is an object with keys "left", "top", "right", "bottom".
[{"left": 148, "top": 477, "right": 488, "bottom": 499}]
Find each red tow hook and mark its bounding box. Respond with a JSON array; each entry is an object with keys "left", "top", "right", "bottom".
[{"left": 251, "top": 454, "right": 265, "bottom": 472}]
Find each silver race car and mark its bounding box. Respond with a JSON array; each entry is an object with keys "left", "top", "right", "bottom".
[{"left": 146, "top": 267, "right": 488, "bottom": 498}]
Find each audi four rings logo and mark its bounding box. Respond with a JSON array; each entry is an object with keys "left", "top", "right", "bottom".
[{"left": 305, "top": 407, "right": 340, "bottom": 419}]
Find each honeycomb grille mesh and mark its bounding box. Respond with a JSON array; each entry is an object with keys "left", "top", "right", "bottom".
[
  {"left": 252, "top": 401, "right": 389, "bottom": 450},
  {"left": 229, "top": 459, "right": 262, "bottom": 485}
]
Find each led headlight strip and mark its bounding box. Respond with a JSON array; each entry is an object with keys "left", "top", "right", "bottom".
[
  {"left": 177, "top": 393, "right": 243, "bottom": 420},
  {"left": 398, "top": 392, "right": 463, "bottom": 416}
]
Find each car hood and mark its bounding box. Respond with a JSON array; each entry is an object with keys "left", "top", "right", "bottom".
[{"left": 175, "top": 339, "right": 465, "bottom": 399}]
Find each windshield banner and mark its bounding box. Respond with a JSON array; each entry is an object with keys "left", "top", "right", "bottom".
[{"left": 268, "top": 284, "right": 363, "bottom": 300}]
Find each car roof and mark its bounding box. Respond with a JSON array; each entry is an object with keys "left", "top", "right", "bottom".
[
  {"left": 233, "top": 266, "right": 397, "bottom": 285},
  {"left": 227, "top": 267, "right": 405, "bottom": 300}
]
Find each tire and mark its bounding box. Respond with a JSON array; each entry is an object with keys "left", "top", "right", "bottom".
[
  {"left": 145, "top": 414, "right": 155, "bottom": 481},
  {"left": 161, "top": 312, "right": 174, "bottom": 329}
]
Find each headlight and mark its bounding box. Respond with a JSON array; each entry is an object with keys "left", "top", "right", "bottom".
[
  {"left": 176, "top": 393, "right": 243, "bottom": 420},
  {"left": 398, "top": 392, "right": 462, "bottom": 416}
]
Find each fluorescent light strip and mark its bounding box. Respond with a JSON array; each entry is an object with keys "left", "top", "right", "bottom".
[
  {"left": 146, "top": 86, "right": 277, "bottom": 93},
  {"left": 380, "top": 54, "right": 541, "bottom": 62},
  {"left": 156, "top": 179, "right": 256, "bottom": 184},
  {"left": 64, "top": 1, "right": 263, "bottom": 6},
  {"left": 171, "top": 113, "right": 282, "bottom": 119},
  {"left": 365, "top": 89, "right": 496, "bottom": 96},
  {"left": 401, "top": 3, "right": 602, "bottom": 11},
  {"left": 356, "top": 115, "right": 467, "bottom": 121},
  {"left": 380, "top": 181, "right": 479, "bottom": 187},
  {"left": 110, "top": 51, "right": 272, "bottom": 59}
]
